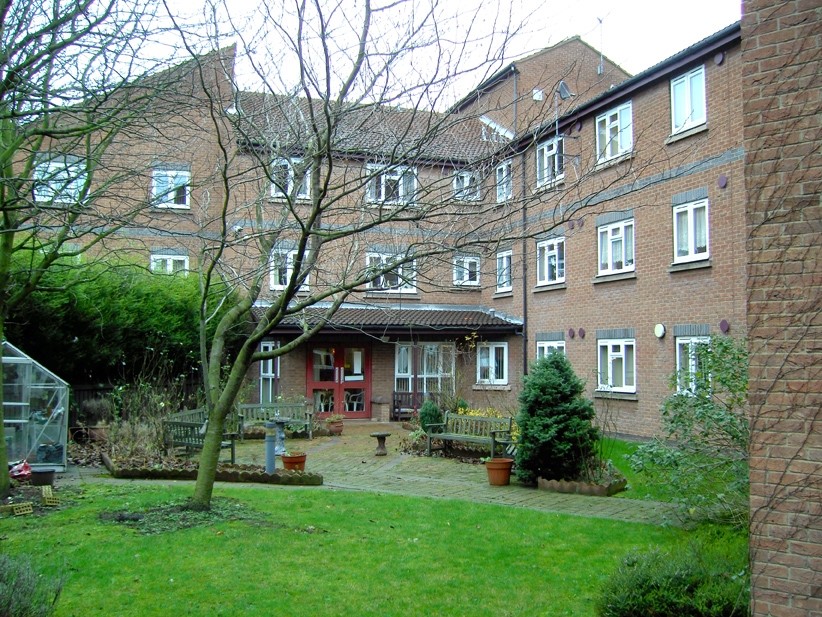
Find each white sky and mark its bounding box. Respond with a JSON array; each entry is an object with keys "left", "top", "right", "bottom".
[
  {"left": 515, "top": 0, "right": 742, "bottom": 75},
  {"left": 168, "top": 0, "right": 742, "bottom": 99}
]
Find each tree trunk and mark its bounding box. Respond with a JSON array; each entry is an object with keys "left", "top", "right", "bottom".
[{"left": 0, "top": 316, "right": 9, "bottom": 498}]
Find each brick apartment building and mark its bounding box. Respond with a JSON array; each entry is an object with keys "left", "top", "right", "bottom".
[{"left": 33, "top": 23, "right": 747, "bottom": 440}]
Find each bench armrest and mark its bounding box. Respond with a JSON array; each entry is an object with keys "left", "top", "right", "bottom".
[
  {"left": 425, "top": 422, "right": 446, "bottom": 434},
  {"left": 490, "top": 429, "right": 511, "bottom": 437}
]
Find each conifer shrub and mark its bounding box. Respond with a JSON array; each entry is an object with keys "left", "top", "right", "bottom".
[
  {"left": 515, "top": 353, "right": 599, "bottom": 484},
  {"left": 418, "top": 399, "right": 443, "bottom": 432}
]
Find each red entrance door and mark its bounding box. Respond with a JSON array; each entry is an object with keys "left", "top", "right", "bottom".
[{"left": 306, "top": 346, "right": 370, "bottom": 418}]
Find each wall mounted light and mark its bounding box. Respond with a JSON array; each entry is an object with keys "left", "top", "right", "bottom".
[{"left": 654, "top": 323, "right": 666, "bottom": 339}]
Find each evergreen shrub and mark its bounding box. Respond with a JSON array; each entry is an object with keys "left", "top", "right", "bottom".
[{"left": 515, "top": 353, "right": 599, "bottom": 484}]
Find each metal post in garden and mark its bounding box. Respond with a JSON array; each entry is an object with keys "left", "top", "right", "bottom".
[{"left": 265, "top": 421, "right": 277, "bottom": 473}]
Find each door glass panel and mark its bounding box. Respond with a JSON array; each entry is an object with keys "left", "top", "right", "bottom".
[
  {"left": 344, "top": 389, "right": 365, "bottom": 412},
  {"left": 344, "top": 348, "right": 365, "bottom": 381},
  {"left": 313, "top": 348, "right": 335, "bottom": 382},
  {"left": 313, "top": 389, "right": 334, "bottom": 412}
]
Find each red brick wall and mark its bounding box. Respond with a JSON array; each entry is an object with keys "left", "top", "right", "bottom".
[{"left": 742, "top": 1, "right": 822, "bottom": 614}]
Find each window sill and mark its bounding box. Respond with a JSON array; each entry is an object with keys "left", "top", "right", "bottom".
[
  {"left": 535, "top": 179, "right": 565, "bottom": 193},
  {"left": 365, "top": 291, "right": 420, "bottom": 300},
  {"left": 451, "top": 285, "right": 482, "bottom": 292},
  {"left": 594, "top": 391, "right": 638, "bottom": 401},
  {"left": 533, "top": 282, "right": 567, "bottom": 293},
  {"left": 593, "top": 271, "right": 636, "bottom": 284},
  {"left": 594, "top": 151, "right": 633, "bottom": 171},
  {"left": 472, "top": 384, "right": 511, "bottom": 392},
  {"left": 152, "top": 205, "right": 192, "bottom": 212},
  {"left": 666, "top": 123, "right": 708, "bottom": 145},
  {"left": 668, "top": 259, "right": 711, "bottom": 273},
  {"left": 493, "top": 290, "right": 514, "bottom": 299}
]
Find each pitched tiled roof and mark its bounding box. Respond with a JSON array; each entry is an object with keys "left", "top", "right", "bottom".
[
  {"left": 234, "top": 91, "right": 495, "bottom": 163},
  {"left": 254, "top": 304, "right": 523, "bottom": 335}
]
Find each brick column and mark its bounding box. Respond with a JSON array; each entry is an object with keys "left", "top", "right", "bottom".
[{"left": 742, "top": 2, "right": 822, "bottom": 615}]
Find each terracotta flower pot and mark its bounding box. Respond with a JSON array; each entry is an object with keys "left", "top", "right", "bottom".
[
  {"left": 485, "top": 458, "right": 514, "bottom": 486},
  {"left": 282, "top": 452, "right": 307, "bottom": 471},
  {"left": 326, "top": 420, "right": 344, "bottom": 436}
]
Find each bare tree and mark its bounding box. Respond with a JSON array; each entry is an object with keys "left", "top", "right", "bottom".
[
  {"left": 160, "top": 0, "right": 719, "bottom": 508},
  {"left": 0, "top": 0, "right": 174, "bottom": 496}
]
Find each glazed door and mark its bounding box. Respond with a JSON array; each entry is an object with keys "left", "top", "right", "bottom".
[{"left": 307, "top": 346, "right": 370, "bottom": 418}]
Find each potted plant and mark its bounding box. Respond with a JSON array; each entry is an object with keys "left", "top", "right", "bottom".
[
  {"left": 281, "top": 451, "right": 307, "bottom": 471},
  {"left": 484, "top": 457, "right": 515, "bottom": 486},
  {"left": 324, "top": 413, "right": 345, "bottom": 436}
]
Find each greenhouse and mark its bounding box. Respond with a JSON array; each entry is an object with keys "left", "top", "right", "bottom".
[{"left": 3, "top": 341, "right": 69, "bottom": 470}]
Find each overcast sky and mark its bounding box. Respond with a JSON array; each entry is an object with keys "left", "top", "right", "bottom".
[{"left": 509, "top": 0, "right": 742, "bottom": 74}]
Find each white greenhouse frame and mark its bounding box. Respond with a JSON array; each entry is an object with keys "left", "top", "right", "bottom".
[{"left": 3, "top": 341, "right": 69, "bottom": 470}]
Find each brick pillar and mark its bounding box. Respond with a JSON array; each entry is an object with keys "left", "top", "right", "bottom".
[{"left": 742, "top": 2, "right": 822, "bottom": 615}]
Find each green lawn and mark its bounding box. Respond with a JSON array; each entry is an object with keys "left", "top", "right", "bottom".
[{"left": 6, "top": 483, "right": 691, "bottom": 617}]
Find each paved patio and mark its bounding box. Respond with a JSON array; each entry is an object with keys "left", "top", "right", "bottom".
[{"left": 63, "top": 420, "right": 679, "bottom": 526}]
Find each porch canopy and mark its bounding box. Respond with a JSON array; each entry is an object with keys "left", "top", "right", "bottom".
[{"left": 257, "top": 303, "right": 524, "bottom": 337}]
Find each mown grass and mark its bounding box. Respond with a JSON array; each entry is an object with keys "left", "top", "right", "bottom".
[{"left": 5, "top": 483, "right": 692, "bottom": 617}]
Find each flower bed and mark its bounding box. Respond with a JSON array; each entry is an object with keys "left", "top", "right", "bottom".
[{"left": 101, "top": 453, "right": 323, "bottom": 486}]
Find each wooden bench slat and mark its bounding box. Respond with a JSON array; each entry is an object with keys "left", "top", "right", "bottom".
[{"left": 425, "top": 412, "right": 513, "bottom": 458}]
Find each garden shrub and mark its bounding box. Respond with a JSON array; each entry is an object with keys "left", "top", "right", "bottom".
[
  {"left": 0, "top": 554, "right": 62, "bottom": 617},
  {"left": 515, "top": 353, "right": 599, "bottom": 484},
  {"left": 418, "top": 400, "right": 443, "bottom": 432},
  {"left": 629, "top": 335, "right": 749, "bottom": 528},
  {"left": 597, "top": 535, "right": 749, "bottom": 617}
]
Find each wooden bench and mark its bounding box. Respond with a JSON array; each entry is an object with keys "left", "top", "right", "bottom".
[
  {"left": 238, "top": 402, "right": 314, "bottom": 439},
  {"left": 425, "top": 411, "right": 513, "bottom": 458},
  {"left": 164, "top": 420, "right": 237, "bottom": 464},
  {"left": 392, "top": 392, "right": 439, "bottom": 421}
]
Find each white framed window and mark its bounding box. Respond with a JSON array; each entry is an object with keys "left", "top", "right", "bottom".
[
  {"left": 536, "top": 341, "right": 565, "bottom": 358},
  {"left": 453, "top": 254, "right": 480, "bottom": 286},
  {"left": 536, "top": 137, "right": 564, "bottom": 187},
  {"left": 596, "top": 102, "right": 633, "bottom": 163},
  {"left": 453, "top": 171, "right": 480, "bottom": 201},
  {"left": 366, "top": 252, "right": 416, "bottom": 292},
  {"left": 152, "top": 168, "right": 190, "bottom": 208},
  {"left": 597, "top": 339, "right": 636, "bottom": 393},
  {"left": 496, "top": 250, "right": 512, "bottom": 292},
  {"left": 260, "top": 341, "right": 280, "bottom": 405},
  {"left": 150, "top": 254, "right": 188, "bottom": 275},
  {"left": 270, "top": 249, "right": 308, "bottom": 291},
  {"left": 536, "top": 238, "right": 565, "bottom": 285},
  {"left": 675, "top": 336, "right": 710, "bottom": 393},
  {"left": 598, "top": 220, "right": 635, "bottom": 275},
  {"left": 33, "top": 158, "right": 86, "bottom": 204},
  {"left": 495, "top": 160, "right": 512, "bottom": 203},
  {"left": 671, "top": 65, "right": 706, "bottom": 134},
  {"left": 673, "top": 199, "right": 709, "bottom": 263},
  {"left": 366, "top": 164, "right": 416, "bottom": 205},
  {"left": 477, "top": 342, "right": 508, "bottom": 385},
  {"left": 394, "top": 343, "right": 455, "bottom": 395},
  {"left": 271, "top": 157, "right": 310, "bottom": 200}
]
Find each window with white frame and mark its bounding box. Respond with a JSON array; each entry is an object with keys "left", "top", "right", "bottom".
[
  {"left": 259, "top": 341, "right": 280, "bottom": 404},
  {"left": 596, "top": 102, "right": 633, "bottom": 163},
  {"left": 366, "top": 252, "right": 416, "bottom": 292},
  {"left": 394, "top": 343, "right": 455, "bottom": 395},
  {"left": 536, "top": 341, "right": 565, "bottom": 358},
  {"left": 675, "top": 336, "right": 710, "bottom": 393},
  {"left": 671, "top": 65, "right": 706, "bottom": 134},
  {"left": 453, "top": 171, "right": 480, "bottom": 201},
  {"left": 598, "top": 220, "right": 635, "bottom": 275},
  {"left": 536, "top": 137, "right": 564, "bottom": 187},
  {"left": 477, "top": 342, "right": 508, "bottom": 385},
  {"left": 673, "top": 199, "right": 709, "bottom": 263},
  {"left": 496, "top": 250, "right": 513, "bottom": 292},
  {"left": 495, "top": 160, "right": 512, "bottom": 203},
  {"left": 597, "top": 339, "right": 636, "bottom": 393},
  {"left": 453, "top": 254, "right": 480, "bottom": 286},
  {"left": 270, "top": 249, "right": 308, "bottom": 291},
  {"left": 536, "top": 237, "right": 565, "bottom": 285},
  {"left": 152, "top": 168, "right": 190, "bottom": 208},
  {"left": 33, "top": 158, "right": 86, "bottom": 204},
  {"left": 366, "top": 164, "right": 416, "bottom": 205},
  {"left": 271, "top": 157, "right": 310, "bottom": 200},
  {"left": 150, "top": 254, "right": 188, "bottom": 275}
]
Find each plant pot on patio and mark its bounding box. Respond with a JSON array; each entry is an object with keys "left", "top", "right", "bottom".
[
  {"left": 485, "top": 458, "right": 514, "bottom": 486},
  {"left": 325, "top": 414, "right": 344, "bottom": 436},
  {"left": 281, "top": 452, "right": 307, "bottom": 471}
]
